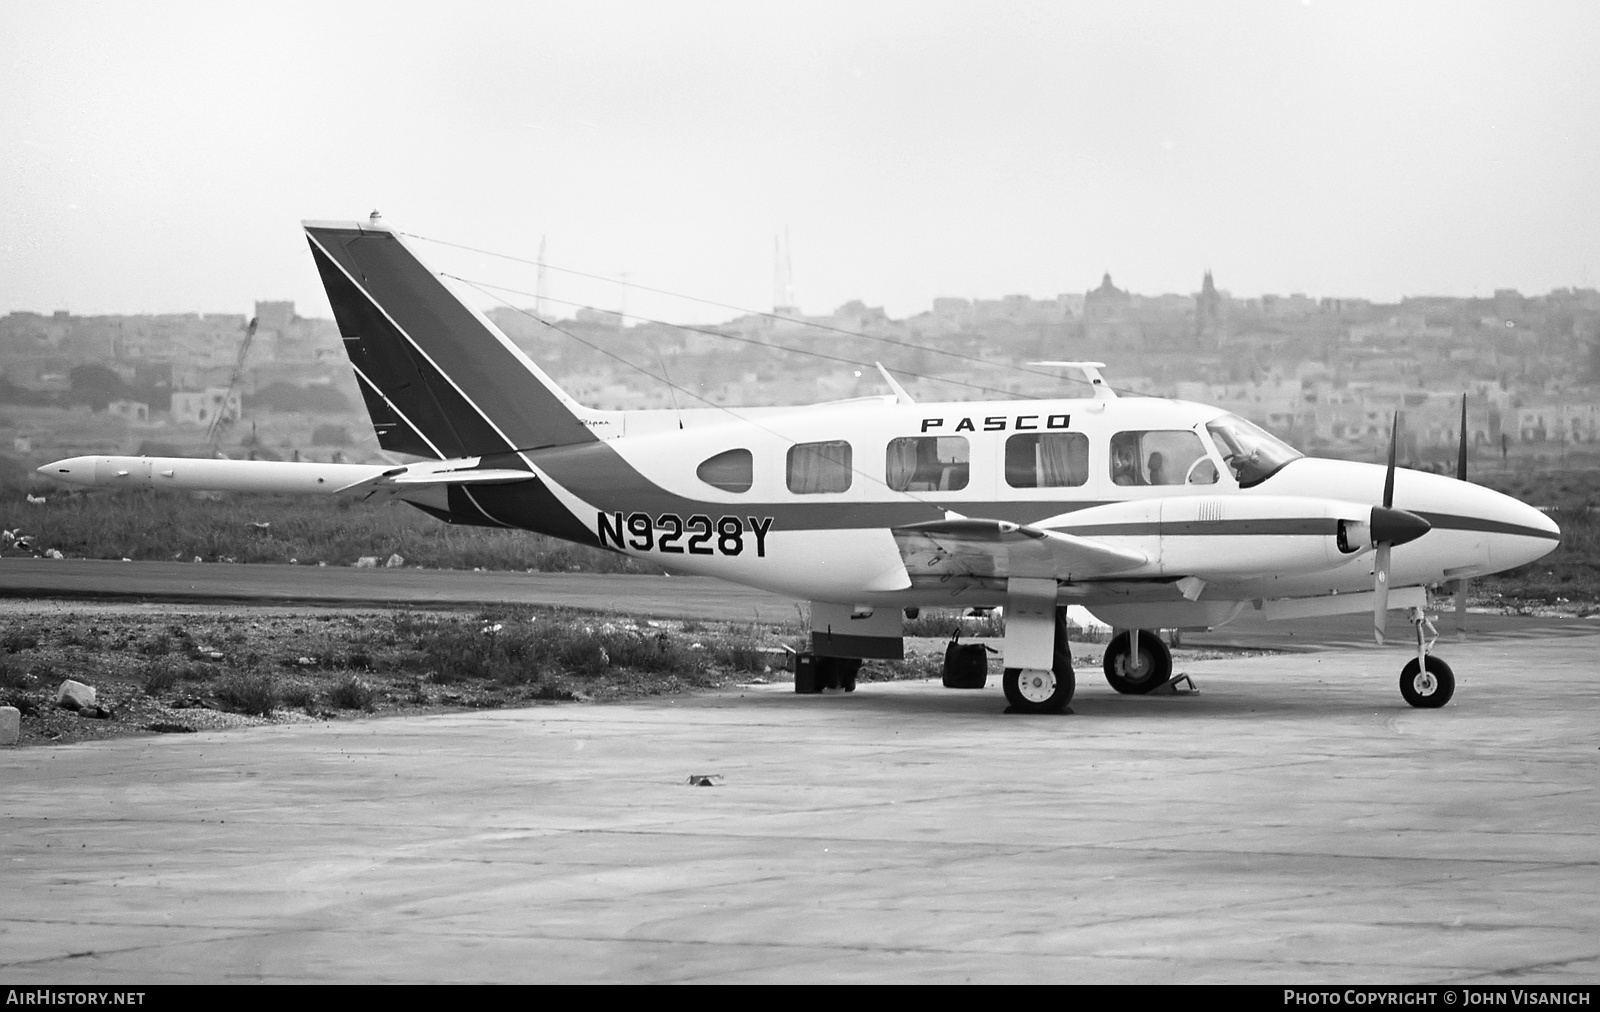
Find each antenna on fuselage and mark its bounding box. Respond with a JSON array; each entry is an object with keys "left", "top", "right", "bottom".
[
  {"left": 875, "top": 362, "right": 915, "bottom": 405},
  {"left": 654, "top": 346, "right": 685, "bottom": 429},
  {"left": 1028, "top": 361, "right": 1116, "bottom": 400}
]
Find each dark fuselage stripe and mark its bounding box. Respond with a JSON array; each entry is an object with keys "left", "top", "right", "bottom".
[
  {"left": 1413, "top": 511, "right": 1560, "bottom": 541},
  {"left": 1063, "top": 518, "right": 1339, "bottom": 537}
]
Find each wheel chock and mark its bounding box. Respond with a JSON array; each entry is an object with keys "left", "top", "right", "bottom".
[{"left": 1148, "top": 673, "right": 1198, "bottom": 695}]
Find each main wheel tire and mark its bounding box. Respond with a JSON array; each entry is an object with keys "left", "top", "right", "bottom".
[
  {"left": 1400, "top": 655, "right": 1454, "bottom": 708},
  {"left": 1103, "top": 631, "right": 1173, "bottom": 694},
  {"left": 1003, "top": 665, "right": 1075, "bottom": 713},
  {"left": 838, "top": 658, "right": 860, "bottom": 693}
]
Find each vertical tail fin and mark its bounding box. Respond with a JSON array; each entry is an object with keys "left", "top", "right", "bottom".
[{"left": 304, "top": 219, "right": 597, "bottom": 459}]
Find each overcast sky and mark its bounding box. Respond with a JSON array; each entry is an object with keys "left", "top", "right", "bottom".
[{"left": 4, "top": 1, "right": 1599, "bottom": 324}]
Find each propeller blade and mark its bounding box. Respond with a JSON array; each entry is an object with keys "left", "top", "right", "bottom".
[
  {"left": 1373, "top": 543, "right": 1392, "bottom": 644},
  {"left": 1455, "top": 397, "right": 1469, "bottom": 635},
  {"left": 1383, "top": 412, "right": 1399, "bottom": 509}
]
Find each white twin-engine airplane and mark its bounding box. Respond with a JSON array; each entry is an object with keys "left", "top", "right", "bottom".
[{"left": 43, "top": 219, "right": 1560, "bottom": 713}]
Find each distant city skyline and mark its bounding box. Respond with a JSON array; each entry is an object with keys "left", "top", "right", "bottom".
[{"left": 4, "top": 1, "right": 1599, "bottom": 322}]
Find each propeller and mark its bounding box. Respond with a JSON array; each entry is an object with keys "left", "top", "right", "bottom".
[
  {"left": 1371, "top": 411, "right": 1432, "bottom": 644},
  {"left": 1454, "top": 393, "right": 1469, "bottom": 636}
]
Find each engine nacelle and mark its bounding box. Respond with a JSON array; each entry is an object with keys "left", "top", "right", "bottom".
[{"left": 1039, "top": 494, "right": 1380, "bottom": 581}]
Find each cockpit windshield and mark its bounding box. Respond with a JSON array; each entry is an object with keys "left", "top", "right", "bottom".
[{"left": 1204, "top": 413, "right": 1303, "bottom": 488}]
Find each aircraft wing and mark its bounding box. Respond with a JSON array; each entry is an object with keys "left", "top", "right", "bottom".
[{"left": 891, "top": 518, "right": 1146, "bottom": 582}]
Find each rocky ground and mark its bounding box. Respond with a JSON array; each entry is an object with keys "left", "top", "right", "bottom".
[
  {"left": 0, "top": 601, "right": 787, "bottom": 747},
  {"left": 0, "top": 600, "right": 1260, "bottom": 748}
]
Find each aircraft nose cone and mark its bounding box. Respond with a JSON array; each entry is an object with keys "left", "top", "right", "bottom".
[
  {"left": 1526, "top": 502, "right": 1561, "bottom": 539},
  {"left": 1371, "top": 505, "right": 1431, "bottom": 546},
  {"left": 1497, "top": 498, "right": 1561, "bottom": 570}
]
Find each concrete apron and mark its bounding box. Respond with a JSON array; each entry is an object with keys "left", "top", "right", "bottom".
[{"left": 2, "top": 633, "right": 1597, "bottom": 984}]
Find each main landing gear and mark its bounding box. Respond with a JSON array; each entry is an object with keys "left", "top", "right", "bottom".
[
  {"left": 1399, "top": 606, "right": 1454, "bottom": 708},
  {"left": 794, "top": 655, "right": 860, "bottom": 694},
  {"left": 1102, "top": 630, "right": 1173, "bottom": 695},
  {"left": 1001, "top": 607, "right": 1076, "bottom": 714}
]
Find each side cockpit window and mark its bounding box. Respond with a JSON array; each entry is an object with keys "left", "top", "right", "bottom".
[
  {"left": 886, "top": 436, "right": 969, "bottom": 491},
  {"left": 787, "top": 440, "right": 852, "bottom": 494},
  {"left": 1005, "top": 432, "right": 1088, "bottom": 488},
  {"left": 697, "top": 448, "right": 753, "bottom": 493},
  {"left": 1110, "top": 430, "right": 1217, "bottom": 486},
  {"left": 1205, "top": 414, "right": 1302, "bottom": 488}
]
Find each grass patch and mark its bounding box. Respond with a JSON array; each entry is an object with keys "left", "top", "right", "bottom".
[
  {"left": 328, "top": 675, "right": 377, "bottom": 711},
  {"left": 400, "top": 613, "right": 714, "bottom": 687},
  {"left": 2, "top": 631, "right": 39, "bottom": 653},
  {"left": 214, "top": 669, "right": 279, "bottom": 716},
  {"left": 0, "top": 658, "right": 35, "bottom": 691},
  {"left": 903, "top": 609, "right": 1005, "bottom": 638},
  {"left": 280, "top": 682, "right": 317, "bottom": 710},
  {"left": 3, "top": 488, "right": 667, "bottom": 572},
  {"left": 140, "top": 657, "right": 183, "bottom": 695}
]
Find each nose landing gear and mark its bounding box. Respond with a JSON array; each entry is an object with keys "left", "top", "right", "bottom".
[
  {"left": 1399, "top": 605, "right": 1454, "bottom": 708},
  {"left": 1000, "top": 606, "right": 1077, "bottom": 714}
]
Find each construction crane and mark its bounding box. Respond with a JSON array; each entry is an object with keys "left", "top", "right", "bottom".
[{"left": 206, "top": 316, "right": 257, "bottom": 455}]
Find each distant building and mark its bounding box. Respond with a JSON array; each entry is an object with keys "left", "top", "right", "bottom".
[
  {"left": 574, "top": 307, "right": 624, "bottom": 328},
  {"left": 1083, "top": 273, "right": 1141, "bottom": 346},
  {"left": 1517, "top": 403, "right": 1600, "bottom": 443},
  {"left": 170, "top": 388, "right": 241, "bottom": 426},
  {"left": 1492, "top": 289, "right": 1526, "bottom": 322},
  {"left": 1260, "top": 293, "right": 1318, "bottom": 318},
  {"left": 1195, "top": 270, "right": 1221, "bottom": 344},
  {"left": 106, "top": 400, "right": 149, "bottom": 423},
  {"left": 254, "top": 301, "right": 295, "bottom": 333}
]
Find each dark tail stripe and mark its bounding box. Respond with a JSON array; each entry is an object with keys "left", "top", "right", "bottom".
[
  {"left": 349, "top": 363, "right": 447, "bottom": 459},
  {"left": 460, "top": 486, "right": 514, "bottom": 528},
  {"left": 306, "top": 224, "right": 597, "bottom": 455},
  {"left": 309, "top": 239, "right": 496, "bottom": 457}
]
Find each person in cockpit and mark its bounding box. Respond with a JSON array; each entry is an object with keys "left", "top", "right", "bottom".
[
  {"left": 1112, "top": 440, "right": 1141, "bottom": 485},
  {"left": 1146, "top": 451, "right": 1167, "bottom": 486}
]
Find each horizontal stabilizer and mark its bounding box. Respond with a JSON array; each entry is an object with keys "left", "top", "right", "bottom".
[
  {"left": 40, "top": 455, "right": 387, "bottom": 495},
  {"left": 892, "top": 517, "right": 1146, "bottom": 582},
  {"left": 334, "top": 457, "right": 538, "bottom": 498},
  {"left": 39, "top": 454, "right": 537, "bottom": 499}
]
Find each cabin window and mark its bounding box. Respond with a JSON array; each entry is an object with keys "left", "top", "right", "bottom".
[
  {"left": 696, "top": 448, "right": 753, "bottom": 493},
  {"left": 1005, "top": 432, "right": 1089, "bottom": 488},
  {"left": 787, "top": 440, "right": 853, "bottom": 494},
  {"left": 1110, "top": 430, "right": 1217, "bottom": 486},
  {"left": 886, "top": 436, "right": 969, "bottom": 492}
]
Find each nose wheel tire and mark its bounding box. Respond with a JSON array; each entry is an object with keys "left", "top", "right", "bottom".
[
  {"left": 1003, "top": 666, "right": 1074, "bottom": 713},
  {"left": 1103, "top": 631, "right": 1173, "bottom": 694},
  {"left": 1400, "top": 655, "right": 1454, "bottom": 708}
]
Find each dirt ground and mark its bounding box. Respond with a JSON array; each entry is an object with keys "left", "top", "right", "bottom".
[{"left": 0, "top": 600, "right": 1253, "bottom": 748}]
